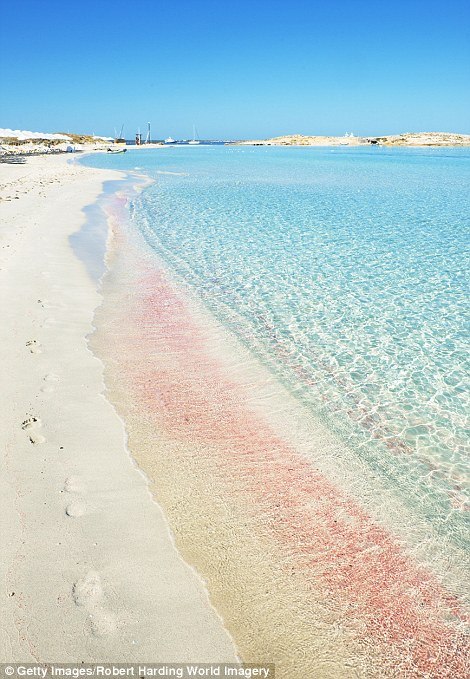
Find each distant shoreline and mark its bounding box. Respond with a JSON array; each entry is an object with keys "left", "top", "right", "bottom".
[
  {"left": 233, "top": 131, "right": 470, "bottom": 147},
  {"left": 2, "top": 130, "right": 470, "bottom": 158}
]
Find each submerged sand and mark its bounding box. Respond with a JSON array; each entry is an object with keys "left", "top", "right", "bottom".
[
  {"left": 92, "top": 169, "right": 469, "bottom": 678},
  {"left": 0, "top": 155, "right": 236, "bottom": 662}
]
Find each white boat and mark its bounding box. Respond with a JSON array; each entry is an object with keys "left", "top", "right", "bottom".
[
  {"left": 164, "top": 136, "right": 176, "bottom": 144},
  {"left": 340, "top": 132, "right": 355, "bottom": 146},
  {"left": 188, "top": 125, "right": 200, "bottom": 145}
]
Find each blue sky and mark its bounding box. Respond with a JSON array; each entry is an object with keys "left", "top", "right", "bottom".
[{"left": 1, "top": 0, "right": 469, "bottom": 139}]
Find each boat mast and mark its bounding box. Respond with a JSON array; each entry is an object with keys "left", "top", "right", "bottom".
[
  {"left": 114, "top": 123, "right": 126, "bottom": 144},
  {"left": 145, "top": 122, "right": 151, "bottom": 144}
]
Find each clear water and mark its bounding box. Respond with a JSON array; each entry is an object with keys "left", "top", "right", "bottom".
[{"left": 83, "top": 146, "right": 470, "bottom": 547}]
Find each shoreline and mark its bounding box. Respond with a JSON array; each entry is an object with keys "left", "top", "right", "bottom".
[
  {"left": 232, "top": 132, "right": 470, "bottom": 147},
  {"left": 2, "top": 151, "right": 468, "bottom": 676},
  {"left": 88, "top": 153, "right": 469, "bottom": 677},
  {"left": 0, "top": 155, "right": 237, "bottom": 662},
  {"left": 2, "top": 130, "right": 470, "bottom": 162}
]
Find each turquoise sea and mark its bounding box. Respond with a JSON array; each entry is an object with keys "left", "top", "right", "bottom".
[{"left": 83, "top": 146, "right": 470, "bottom": 549}]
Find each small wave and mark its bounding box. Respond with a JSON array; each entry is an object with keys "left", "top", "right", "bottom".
[{"left": 156, "top": 170, "right": 188, "bottom": 176}]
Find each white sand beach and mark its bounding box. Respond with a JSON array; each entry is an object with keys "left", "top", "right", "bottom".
[{"left": 0, "top": 155, "right": 237, "bottom": 663}]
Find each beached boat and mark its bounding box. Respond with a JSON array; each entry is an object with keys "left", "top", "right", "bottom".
[{"left": 107, "top": 147, "right": 127, "bottom": 154}]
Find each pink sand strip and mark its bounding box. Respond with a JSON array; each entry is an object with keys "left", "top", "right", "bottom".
[{"left": 116, "top": 259, "right": 470, "bottom": 676}]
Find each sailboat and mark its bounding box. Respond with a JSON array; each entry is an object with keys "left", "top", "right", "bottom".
[
  {"left": 114, "top": 124, "right": 126, "bottom": 144},
  {"left": 188, "top": 125, "right": 200, "bottom": 145}
]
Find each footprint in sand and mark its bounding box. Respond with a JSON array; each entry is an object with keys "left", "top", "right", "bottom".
[
  {"left": 63, "top": 475, "right": 85, "bottom": 494},
  {"left": 21, "top": 416, "right": 46, "bottom": 445},
  {"left": 65, "top": 500, "right": 87, "bottom": 517},
  {"left": 41, "top": 373, "right": 60, "bottom": 393},
  {"left": 89, "top": 609, "right": 117, "bottom": 637},
  {"left": 42, "top": 317, "right": 57, "bottom": 328},
  {"left": 37, "top": 298, "right": 57, "bottom": 310},
  {"left": 72, "top": 571, "right": 103, "bottom": 608},
  {"left": 26, "top": 339, "right": 42, "bottom": 354},
  {"left": 63, "top": 475, "right": 87, "bottom": 516},
  {"left": 72, "top": 571, "right": 117, "bottom": 637}
]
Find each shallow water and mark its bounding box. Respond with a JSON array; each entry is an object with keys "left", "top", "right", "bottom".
[
  {"left": 84, "top": 146, "right": 470, "bottom": 547},
  {"left": 82, "top": 147, "right": 470, "bottom": 675}
]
